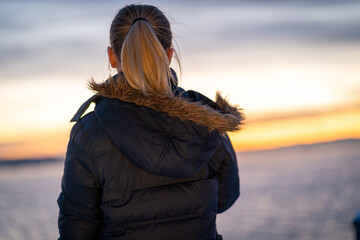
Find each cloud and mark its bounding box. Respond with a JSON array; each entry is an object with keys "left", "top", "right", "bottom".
[
  {"left": 183, "top": 2, "right": 360, "bottom": 48},
  {"left": 249, "top": 101, "right": 360, "bottom": 124},
  {"left": 1, "top": 0, "right": 359, "bottom": 81},
  {"left": 0, "top": 141, "right": 26, "bottom": 149}
]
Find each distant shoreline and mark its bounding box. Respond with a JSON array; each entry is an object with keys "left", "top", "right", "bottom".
[
  {"left": 0, "top": 158, "right": 64, "bottom": 167},
  {"left": 0, "top": 138, "right": 359, "bottom": 166},
  {"left": 238, "top": 138, "right": 360, "bottom": 154}
]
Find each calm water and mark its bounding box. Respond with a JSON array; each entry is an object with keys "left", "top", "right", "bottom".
[{"left": 0, "top": 140, "right": 359, "bottom": 240}]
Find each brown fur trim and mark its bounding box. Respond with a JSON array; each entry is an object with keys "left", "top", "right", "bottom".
[{"left": 88, "top": 76, "right": 245, "bottom": 133}]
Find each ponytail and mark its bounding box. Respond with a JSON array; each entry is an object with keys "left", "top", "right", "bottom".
[
  {"left": 121, "top": 20, "right": 173, "bottom": 95},
  {"left": 106, "top": 4, "right": 179, "bottom": 96}
]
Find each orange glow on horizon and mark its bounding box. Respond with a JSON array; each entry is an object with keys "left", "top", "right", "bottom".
[
  {"left": 0, "top": 128, "right": 70, "bottom": 160},
  {"left": 229, "top": 108, "right": 360, "bottom": 152},
  {"left": 1, "top": 109, "right": 359, "bottom": 159}
]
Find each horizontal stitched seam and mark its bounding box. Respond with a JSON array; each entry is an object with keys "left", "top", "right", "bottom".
[
  {"left": 102, "top": 175, "right": 205, "bottom": 192},
  {"left": 122, "top": 211, "right": 203, "bottom": 229}
]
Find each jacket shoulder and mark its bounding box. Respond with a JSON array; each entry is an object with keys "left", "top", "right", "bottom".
[
  {"left": 68, "top": 111, "right": 104, "bottom": 153},
  {"left": 71, "top": 95, "right": 104, "bottom": 123},
  {"left": 186, "top": 90, "right": 221, "bottom": 111}
]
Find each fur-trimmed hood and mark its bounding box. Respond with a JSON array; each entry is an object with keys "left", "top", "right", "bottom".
[
  {"left": 88, "top": 75, "right": 244, "bottom": 133},
  {"left": 75, "top": 73, "right": 244, "bottom": 178}
]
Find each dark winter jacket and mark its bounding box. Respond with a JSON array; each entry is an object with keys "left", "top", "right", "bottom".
[{"left": 57, "top": 73, "right": 244, "bottom": 240}]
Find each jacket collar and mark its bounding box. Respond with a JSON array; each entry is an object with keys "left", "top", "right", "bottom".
[{"left": 87, "top": 72, "right": 244, "bottom": 134}]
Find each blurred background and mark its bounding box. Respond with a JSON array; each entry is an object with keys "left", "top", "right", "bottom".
[{"left": 0, "top": 0, "right": 359, "bottom": 239}]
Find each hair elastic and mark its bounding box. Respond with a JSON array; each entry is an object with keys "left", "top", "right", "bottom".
[{"left": 131, "top": 17, "right": 148, "bottom": 25}]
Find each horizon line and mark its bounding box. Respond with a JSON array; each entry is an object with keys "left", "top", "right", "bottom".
[{"left": 1, "top": 137, "right": 359, "bottom": 162}]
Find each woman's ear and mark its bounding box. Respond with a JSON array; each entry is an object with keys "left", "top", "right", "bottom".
[
  {"left": 166, "top": 48, "right": 174, "bottom": 64},
  {"left": 107, "top": 47, "right": 118, "bottom": 68}
]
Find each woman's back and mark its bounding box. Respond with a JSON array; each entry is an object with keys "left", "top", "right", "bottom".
[{"left": 57, "top": 4, "right": 243, "bottom": 240}]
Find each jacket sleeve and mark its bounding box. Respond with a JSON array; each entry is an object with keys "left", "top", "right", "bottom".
[
  {"left": 57, "top": 121, "right": 102, "bottom": 240},
  {"left": 217, "top": 135, "right": 240, "bottom": 213}
]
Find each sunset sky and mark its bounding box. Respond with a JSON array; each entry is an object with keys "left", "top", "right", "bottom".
[{"left": 0, "top": 0, "right": 359, "bottom": 159}]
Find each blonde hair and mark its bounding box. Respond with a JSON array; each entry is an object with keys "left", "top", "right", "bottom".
[{"left": 110, "top": 4, "right": 180, "bottom": 96}]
